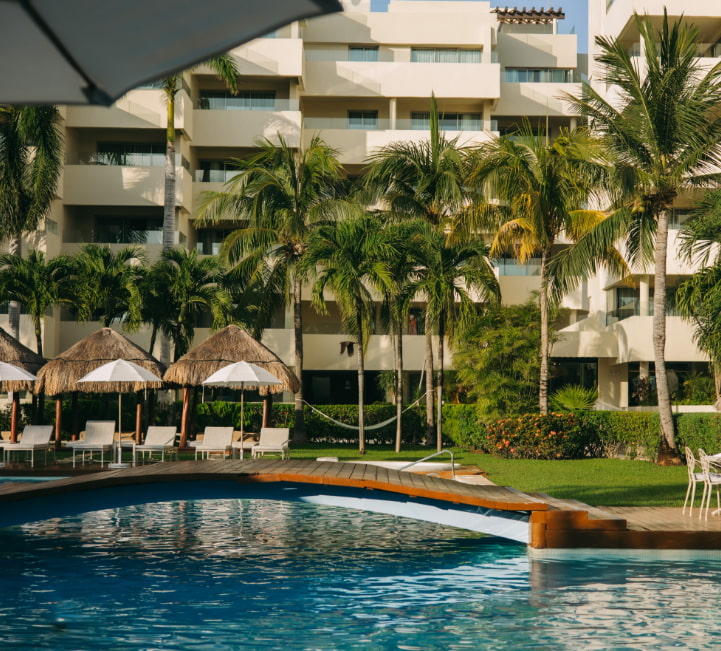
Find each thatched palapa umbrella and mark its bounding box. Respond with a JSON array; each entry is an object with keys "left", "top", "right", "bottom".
[
  {"left": 37, "top": 328, "right": 165, "bottom": 446},
  {"left": 164, "top": 325, "right": 299, "bottom": 447},
  {"left": 0, "top": 327, "right": 45, "bottom": 442}
]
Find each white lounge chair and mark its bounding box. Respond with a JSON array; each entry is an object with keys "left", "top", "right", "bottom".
[
  {"left": 2, "top": 425, "right": 55, "bottom": 467},
  {"left": 133, "top": 426, "right": 178, "bottom": 465},
  {"left": 251, "top": 427, "right": 290, "bottom": 459},
  {"left": 683, "top": 446, "right": 705, "bottom": 516},
  {"left": 194, "top": 426, "right": 233, "bottom": 460},
  {"left": 231, "top": 431, "right": 258, "bottom": 460},
  {"left": 66, "top": 420, "right": 115, "bottom": 468},
  {"left": 699, "top": 449, "right": 721, "bottom": 520}
]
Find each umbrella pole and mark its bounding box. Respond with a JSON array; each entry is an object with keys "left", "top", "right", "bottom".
[
  {"left": 10, "top": 392, "right": 19, "bottom": 443},
  {"left": 135, "top": 391, "right": 143, "bottom": 443},
  {"left": 241, "top": 389, "right": 245, "bottom": 437},
  {"left": 55, "top": 397, "right": 62, "bottom": 449},
  {"left": 180, "top": 387, "right": 190, "bottom": 448}
]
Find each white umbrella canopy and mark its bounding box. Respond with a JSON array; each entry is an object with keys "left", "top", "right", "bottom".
[
  {"left": 0, "top": 362, "right": 39, "bottom": 443},
  {"left": 0, "top": 361, "right": 39, "bottom": 384},
  {"left": 1, "top": 0, "right": 342, "bottom": 106},
  {"left": 202, "top": 361, "right": 282, "bottom": 435},
  {"left": 77, "top": 359, "right": 164, "bottom": 451}
]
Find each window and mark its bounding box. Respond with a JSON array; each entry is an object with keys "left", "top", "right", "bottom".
[
  {"left": 410, "top": 111, "right": 481, "bottom": 131},
  {"left": 348, "top": 46, "right": 378, "bottom": 62},
  {"left": 196, "top": 229, "right": 234, "bottom": 255},
  {"left": 348, "top": 110, "right": 378, "bottom": 130},
  {"left": 93, "top": 142, "right": 165, "bottom": 166},
  {"left": 504, "top": 68, "right": 574, "bottom": 83},
  {"left": 94, "top": 215, "right": 163, "bottom": 244},
  {"left": 670, "top": 209, "right": 692, "bottom": 229},
  {"left": 199, "top": 90, "right": 276, "bottom": 110},
  {"left": 410, "top": 48, "right": 481, "bottom": 63},
  {"left": 195, "top": 160, "right": 238, "bottom": 183}
]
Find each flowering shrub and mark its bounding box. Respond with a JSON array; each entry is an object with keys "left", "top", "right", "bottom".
[{"left": 482, "top": 412, "right": 599, "bottom": 459}]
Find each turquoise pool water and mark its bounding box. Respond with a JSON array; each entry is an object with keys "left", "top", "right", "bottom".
[{"left": 1, "top": 500, "right": 721, "bottom": 649}]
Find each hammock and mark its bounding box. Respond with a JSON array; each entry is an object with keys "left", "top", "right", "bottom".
[{"left": 303, "top": 392, "right": 427, "bottom": 431}]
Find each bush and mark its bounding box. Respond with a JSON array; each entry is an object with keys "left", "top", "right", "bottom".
[
  {"left": 481, "top": 413, "right": 599, "bottom": 459},
  {"left": 550, "top": 385, "right": 598, "bottom": 412},
  {"left": 579, "top": 410, "right": 660, "bottom": 460},
  {"left": 442, "top": 404, "right": 481, "bottom": 448},
  {"left": 676, "top": 413, "right": 721, "bottom": 454}
]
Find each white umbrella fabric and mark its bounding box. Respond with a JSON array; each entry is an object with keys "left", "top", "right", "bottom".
[
  {"left": 1, "top": 0, "right": 342, "bottom": 106},
  {"left": 77, "top": 359, "right": 163, "bottom": 467},
  {"left": 0, "top": 362, "right": 39, "bottom": 443},
  {"left": 202, "top": 361, "right": 281, "bottom": 436}
]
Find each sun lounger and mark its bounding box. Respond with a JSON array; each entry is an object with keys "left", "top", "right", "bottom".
[
  {"left": 2, "top": 425, "right": 55, "bottom": 467},
  {"left": 66, "top": 420, "right": 115, "bottom": 468},
  {"left": 251, "top": 427, "right": 290, "bottom": 459},
  {"left": 194, "top": 426, "right": 233, "bottom": 460},
  {"left": 133, "top": 426, "right": 178, "bottom": 465}
]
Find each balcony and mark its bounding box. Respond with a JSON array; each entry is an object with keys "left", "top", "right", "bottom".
[
  {"left": 192, "top": 100, "right": 301, "bottom": 148},
  {"left": 495, "top": 82, "right": 581, "bottom": 116},
  {"left": 302, "top": 60, "right": 500, "bottom": 99},
  {"left": 228, "top": 38, "right": 303, "bottom": 77}
]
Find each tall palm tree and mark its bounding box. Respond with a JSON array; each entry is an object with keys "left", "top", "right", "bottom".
[
  {"left": 153, "top": 248, "right": 232, "bottom": 361},
  {"left": 0, "top": 106, "right": 63, "bottom": 339},
  {"left": 411, "top": 225, "right": 499, "bottom": 450},
  {"left": 72, "top": 244, "right": 145, "bottom": 329},
  {"left": 0, "top": 250, "right": 74, "bottom": 357},
  {"left": 198, "top": 134, "right": 351, "bottom": 441},
  {"left": 302, "top": 215, "right": 395, "bottom": 454},
  {"left": 471, "top": 123, "right": 610, "bottom": 415},
  {"left": 364, "top": 95, "right": 473, "bottom": 441},
  {"left": 563, "top": 11, "right": 721, "bottom": 453}
]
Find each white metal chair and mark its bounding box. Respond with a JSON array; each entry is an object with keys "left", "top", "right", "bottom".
[
  {"left": 66, "top": 420, "right": 115, "bottom": 468},
  {"left": 251, "top": 427, "right": 290, "bottom": 459},
  {"left": 194, "top": 426, "right": 233, "bottom": 460},
  {"left": 2, "top": 425, "right": 55, "bottom": 468},
  {"left": 133, "top": 426, "right": 178, "bottom": 465},
  {"left": 698, "top": 449, "right": 721, "bottom": 520},
  {"left": 683, "top": 446, "right": 705, "bottom": 516}
]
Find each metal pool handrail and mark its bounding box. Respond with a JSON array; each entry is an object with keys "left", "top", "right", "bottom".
[{"left": 398, "top": 449, "right": 455, "bottom": 480}]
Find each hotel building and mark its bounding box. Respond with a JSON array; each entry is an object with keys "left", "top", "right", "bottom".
[{"left": 7, "top": 0, "right": 717, "bottom": 409}]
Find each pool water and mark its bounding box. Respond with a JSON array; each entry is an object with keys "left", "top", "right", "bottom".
[{"left": 1, "top": 500, "right": 721, "bottom": 650}]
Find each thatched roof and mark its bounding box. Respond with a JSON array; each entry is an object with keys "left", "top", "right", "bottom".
[
  {"left": 0, "top": 327, "right": 45, "bottom": 391},
  {"left": 37, "top": 328, "right": 165, "bottom": 395},
  {"left": 164, "top": 325, "right": 299, "bottom": 394}
]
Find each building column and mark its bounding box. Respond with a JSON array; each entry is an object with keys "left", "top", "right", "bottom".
[
  {"left": 483, "top": 102, "right": 493, "bottom": 132},
  {"left": 639, "top": 276, "right": 650, "bottom": 317},
  {"left": 389, "top": 98, "right": 397, "bottom": 130}
]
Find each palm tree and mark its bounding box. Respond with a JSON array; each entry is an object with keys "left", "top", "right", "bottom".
[
  {"left": 152, "top": 248, "right": 232, "bottom": 361},
  {"left": 302, "top": 215, "right": 395, "bottom": 454},
  {"left": 198, "top": 134, "right": 350, "bottom": 442},
  {"left": 563, "top": 11, "right": 721, "bottom": 454},
  {"left": 471, "top": 123, "right": 610, "bottom": 415},
  {"left": 363, "top": 95, "right": 473, "bottom": 441},
  {"left": 0, "top": 250, "right": 74, "bottom": 357},
  {"left": 72, "top": 244, "right": 145, "bottom": 329},
  {"left": 0, "top": 106, "right": 63, "bottom": 339},
  {"left": 410, "top": 225, "right": 499, "bottom": 450}
]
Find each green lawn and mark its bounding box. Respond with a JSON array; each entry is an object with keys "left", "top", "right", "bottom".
[{"left": 284, "top": 444, "right": 689, "bottom": 508}]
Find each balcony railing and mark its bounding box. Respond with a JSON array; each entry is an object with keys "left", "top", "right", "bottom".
[
  {"left": 66, "top": 151, "right": 190, "bottom": 171},
  {"left": 196, "top": 98, "right": 299, "bottom": 111},
  {"left": 492, "top": 258, "right": 541, "bottom": 276},
  {"left": 303, "top": 117, "right": 495, "bottom": 131}
]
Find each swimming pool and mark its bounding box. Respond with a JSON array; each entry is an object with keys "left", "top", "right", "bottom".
[{"left": 1, "top": 500, "right": 721, "bottom": 649}]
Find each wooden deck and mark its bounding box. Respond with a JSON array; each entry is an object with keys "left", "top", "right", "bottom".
[{"left": 0, "top": 459, "right": 720, "bottom": 550}]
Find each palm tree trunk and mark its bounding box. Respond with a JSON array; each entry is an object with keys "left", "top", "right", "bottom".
[
  {"left": 8, "top": 237, "right": 21, "bottom": 341},
  {"left": 163, "top": 95, "right": 176, "bottom": 251},
  {"left": 424, "top": 312, "right": 435, "bottom": 446},
  {"left": 394, "top": 317, "right": 403, "bottom": 453},
  {"left": 539, "top": 248, "right": 550, "bottom": 416},
  {"left": 33, "top": 315, "right": 43, "bottom": 358},
  {"left": 436, "top": 314, "right": 445, "bottom": 452},
  {"left": 356, "top": 313, "right": 365, "bottom": 454},
  {"left": 654, "top": 209, "right": 677, "bottom": 455},
  {"left": 292, "top": 275, "right": 307, "bottom": 443}
]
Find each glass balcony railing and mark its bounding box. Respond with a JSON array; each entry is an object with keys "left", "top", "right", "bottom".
[
  {"left": 303, "top": 117, "right": 494, "bottom": 131},
  {"left": 492, "top": 258, "right": 541, "bottom": 276},
  {"left": 196, "top": 97, "right": 299, "bottom": 111}
]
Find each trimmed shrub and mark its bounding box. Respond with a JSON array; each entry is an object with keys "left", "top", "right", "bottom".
[
  {"left": 580, "top": 411, "right": 660, "bottom": 460},
  {"left": 443, "top": 404, "right": 483, "bottom": 448},
  {"left": 481, "top": 412, "right": 599, "bottom": 459},
  {"left": 676, "top": 413, "right": 721, "bottom": 455}
]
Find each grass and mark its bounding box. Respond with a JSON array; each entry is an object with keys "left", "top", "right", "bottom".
[{"left": 285, "top": 444, "right": 690, "bottom": 508}]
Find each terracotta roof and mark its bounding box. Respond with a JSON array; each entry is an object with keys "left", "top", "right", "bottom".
[{"left": 492, "top": 6, "right": 565, "bottom": 24}]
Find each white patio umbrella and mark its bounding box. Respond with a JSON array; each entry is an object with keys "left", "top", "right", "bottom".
[
  {"left": 1, "top": 0, "right": 342, "bottom": 106},
  {"left": 202, "top": 361, "right": 281, "bottom": 436},
  {"left": 77, "top": 359, "right": 163, "bottom": 467},
  {"left": 0, "top": 362, "right": 39, "bottom": 443}
]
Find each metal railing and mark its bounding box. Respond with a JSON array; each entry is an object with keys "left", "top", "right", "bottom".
[{"left": 398, "top": 449, "right": 456, "bottom": 480}]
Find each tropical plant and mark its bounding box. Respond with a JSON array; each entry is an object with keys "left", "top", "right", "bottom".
[
  {"left": 198, "top": 134, "right": 351, "bottom": 442},
  {"left": 562, "top": 11, "right": 721, "bottom": 455},
  {"left": 0, "top": 250, "right": 74, "bottom": 357},
  {"left": 549, "top": 384, "right": 598, "bottom": 412},
  {"left": 363, "top": 94, "right": 475, "bottom": 442},
  {"left": 151, "top": 248, "right": 233, "bottom": 361},
  {"left": 0, "top": 106, "right": 63, "bottom": 339},
  {"left": 410, "top": 224, "right": 500, "bottom": 450},
  {"left": 72, "top": 244, "right": 145, "bottom": 329},
  {"left": 301, "top": 214, "right": 396, "bottom": 454},
  {"left": 454, "top": 300, "right": 544, "bottom": 419},
  {"left": 470, "top": 122, "right": 610, "bottom": 416}
]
